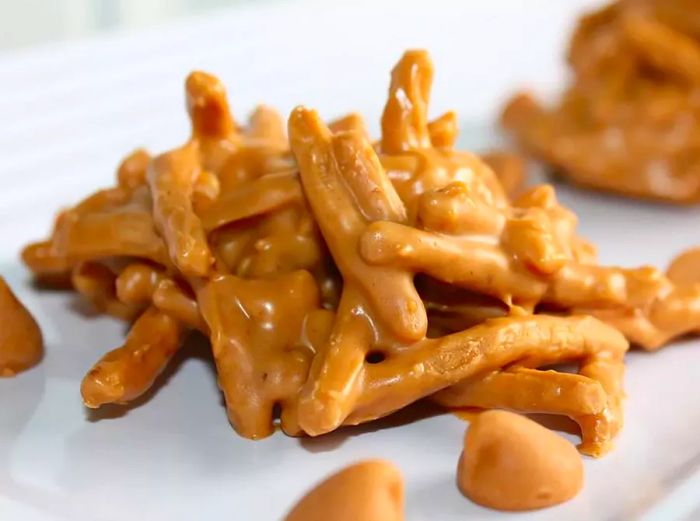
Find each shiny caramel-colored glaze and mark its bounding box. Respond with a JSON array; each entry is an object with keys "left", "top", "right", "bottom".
[
  {"left": 368, "top": 54, "right": 679, "bottom": 347},
  {"left": 379, "top": 51, "right": 508, "bottom": 222},
  {"left": 365, "top": 55, "right": 700, "bottom": 350},
  {"left": 186, "top": 73, "right": 325, "bottom": 283},
  {"left": 458, "top": 411, "right": 583, "bottom": 511},
  {"left": 481, "top": 150, "right": 527, "bottom": 198},
  {"left": 114, "top": 262, "right": 206, "bottom": 330},
  {"left": 22, "top": 210, "right": 74, "bottom": 279},
  {"left": 284, "top": 460, "right": 404, "bottom": 521},
  {"left": 186, "top": 70, "right": 239, "bottom": 172},
  {"left": 115, "top": 263, "right": 165, "bottom": 306},
  {"left": 148, "top": 142, "right": 214, "bottom": 278},
  {"left": 197, "top": 271, "right": 323, "bottom": 438},
  {"left": 434, "top": 364, "right": 618, "bottom": 456},
  {"left": 0, "top": 277, "right": 43, "bottom": 376},
  {"left": 360, "top": 176, "right": 698, "bottom": 351},
  {"left": 329, "top": 112, "right": 371, "bottom": 139},
  {"left": 117, "top": 149, "right": 150, "bottom": 190},
  {"left": 182, "top": 76, "right": 331, "bottom": 439},
  {"left": 154, "top": 74, "right": 328, "bottom": 439},
  {"left": 199, "top": 170, "right": 302, "bottom": 231},
  {"left": 579, "top": 283, "right": 700, "bottom": 350},
  {"left": 152, "top": 279, "right": 206, "bottom": 332},
  {"left": 22, "top": 239, "right": 71, "bottom": 277},
  {"left": 427, "top": 111, "right": 458, "bottom": 149},
  {"left": 81, "top": 307, "right": 182, "bottom": 407},
  {"left": 290, "top": 107, "right": 425, "bottom": 435},
  {"left": 19, "top": 49, "right": 700, "bottom": 460},
  {"left": 435, "top": 367, "right": 607, "bottom": 418},
  {"left": 210, "top": 204, "right": 323, "bottom": 281},
  {"left": 289, "top": 106, "right": 628, "bottom": 455},
  {"left": 72, "top": 261, "right": 141, "bottom": 320},
  {"left": 350, "top": 315, "right": 626, "bottom": 457},
  {"left": 502, "top": 0, "right": 700, "bottom": 203},
  {"left": 53, "top": 185, "right": 168, "bottom": 268},
  {"left": 246, "top": 104, "right": 288, "bottom": 148},
  {"left": 23, "top": 72, "right": 314, "bottom": 418}
]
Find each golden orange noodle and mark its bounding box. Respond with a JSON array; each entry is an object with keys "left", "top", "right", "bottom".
[{"left": 21, "top": 49, "right": 700, "bottom": 458}]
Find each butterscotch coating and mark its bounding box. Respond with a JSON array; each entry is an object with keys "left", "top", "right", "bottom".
[
  {"left": 32, "top": 184, "right": 169, "bottom": 270},
  {"left": 22, "top": 48, "right": 700, "bottom": 456},
  {"left": 284, "top": 460, "right": 404, "bottom": 521},
  {"left": 458, "top": 410, "right": 583, "bottom": 511},
  {"left": 148, "top": 142, "right": 214, "bottom": 278},
  {"left": 72, "top": 261, "right": 140, "bottom": 320},
  {"left": 434, "top": 367, "right": 607, "bottom": 418},
  {"left": 185, "top": 71, "right": 239, "bottom": 172},
  {"left": 116, "top": 149, "right": 150, "bottom": 190},
  {"left": 115, "top": 263, "right": 165, "bottom": 306},
  {"left": 197, "top": 270, "right": 324, "bottom": 438},
  {"left": 380, "top": 50, "right": 508, "bottom": 222},
  {"left": 289, "top": 97, "right": 628, "bottom": 455},
  {"left": 0, "top": 277, "right": 43, "bottom": 376},
  {"left": 151, "top": 279, "right": 206, "bottom": 331},
  {"left": 481, "top": 150, "right": 527, "bottom": 198},
  {"left": 361, "top": 178, "right": 700, "bottom": 350},
  {"left": 246, "top": 104, "right": 288, "bottom": 148},
  {"left": 366, "top": 54, "right": 697, "bottom": 351},
  {"left": 81, "top": 307, "right": 182, "bottom": 407},
  {"left": 351, "top": 314, "right": 627, "bottom": 457}
]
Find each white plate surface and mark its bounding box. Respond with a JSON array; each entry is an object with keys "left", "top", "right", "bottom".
[{"left": 1, "top": 1, "right": 700, "bottom": 520}]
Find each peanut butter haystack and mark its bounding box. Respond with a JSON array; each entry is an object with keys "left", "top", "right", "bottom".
[
  {"left": 21, "top": 50, "right": 700, "bottom": 457},
  {"left": 502, "top": 0, "right": 700, "bottom": 203}
]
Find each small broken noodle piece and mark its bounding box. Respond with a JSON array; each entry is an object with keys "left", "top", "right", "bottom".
[
  {"left": 19, "top": 49, "right": 699, "bottom": 463},
  {"left": 81, "top": 306, "right": 182, "bottom": 407}
]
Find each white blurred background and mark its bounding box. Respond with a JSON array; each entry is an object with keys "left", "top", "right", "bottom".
[
  {"left": 1, "top": 0, "right": 251, "bottom": 49},
  {"left": 0, "top": 0, "right": 607, "bottom": 140}
]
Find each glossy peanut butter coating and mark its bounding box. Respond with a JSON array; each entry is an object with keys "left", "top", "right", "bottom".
[
  {"left": 288, "top": 98, "right": 627, "bottom": 454},
  {"left": 502, "top": 0, "right": 700, "bottom": 203},
  {"left": 20, "top": 50, "right": 699, "bottom": 460},
  {"left": 81, "top": 306, "right": 182, "bottom": 407},
  {"left": 481, "top": 151, "right": 527, "bottom": 198}
]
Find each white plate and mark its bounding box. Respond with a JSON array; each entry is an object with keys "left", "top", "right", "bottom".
[{"left": 2, "top": 1, "right": 700, "bottom": 520}]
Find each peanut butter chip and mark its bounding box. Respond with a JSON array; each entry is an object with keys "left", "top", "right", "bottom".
[
  {"left": 457, "top": 410, "right": 583, "bottom": 511},
  {"left": 285, "top": 460, "right": 404, "bottom": 521},
  {"left": 0, "top": 276, "right": 43, "bottom": 376}
]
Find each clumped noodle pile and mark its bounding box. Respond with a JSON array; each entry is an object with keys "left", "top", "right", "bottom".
[
  {"left": 21, "top": 50, "right": 700, "bottom": 457},
  {"left": 503, "top": 0, "right": 700, "bottom": 203}
]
